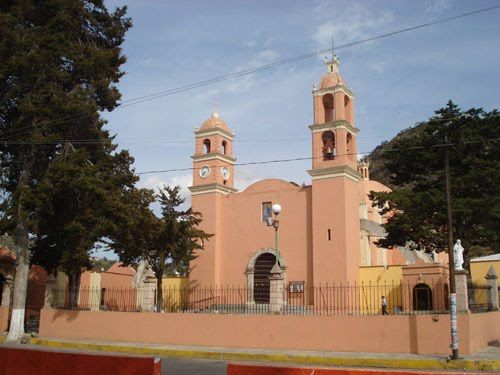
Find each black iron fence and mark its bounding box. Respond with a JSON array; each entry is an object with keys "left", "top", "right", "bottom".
[
  {"left": 46, "top": 281, "right": 453, "bottom": 315},
  {"left": 467, "top": 282, "right": 493, "bottom": 312}
]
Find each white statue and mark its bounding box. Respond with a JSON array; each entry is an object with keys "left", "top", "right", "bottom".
[{"left": 453, "top": 239, "right": 464, "bottom": 271}]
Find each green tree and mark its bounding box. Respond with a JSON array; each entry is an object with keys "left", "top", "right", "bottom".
[
  {"left": 0, "top": 1, "right": 131, "bottom": 341},
  {"left": 31, "top": 145, "right": 138, "bottom": 308},
  {"left": 110, "top": 186, "right": 211, "bottom": 312},
  {"left": 370, "top": 101, "right": 500, "bottom": 266}
]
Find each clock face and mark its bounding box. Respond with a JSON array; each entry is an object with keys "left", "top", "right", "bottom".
[
  {"left": 199, "top": 165, "right": 210, "bottom": 178},
  {"left": 221, "top": 166, "right": 230, "bottom": 180}
]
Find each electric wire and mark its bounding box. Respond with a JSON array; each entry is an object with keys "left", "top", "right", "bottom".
[
  {"left": 0, "top": 114, "right": 488, "bottom": 145},
  {"left": 1, "top": 4, "right": 498, "bottom": 140},
  {"left": 135, "top": 137, "right": 500, "bottom": 175}
]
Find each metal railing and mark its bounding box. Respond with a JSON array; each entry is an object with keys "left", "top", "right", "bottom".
[
  {"left": 467, "top": 283, "right": 492, "bottom": 312},
  {"left": 45, "top": 281, "right": 452, "bottom": 315}
]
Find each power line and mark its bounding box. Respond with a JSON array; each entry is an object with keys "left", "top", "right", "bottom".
[
  {"left": 0, "top": 113, "right": 486, "bottom": 146},
  {"left": 135, "top": 138, "right": 499, "bottom": 175},
  {"left": 1, "top": 4, "right": 498, "bottom": 140},
  {"left": 0, "top": 136, "right": 388, "bottom": 145}
]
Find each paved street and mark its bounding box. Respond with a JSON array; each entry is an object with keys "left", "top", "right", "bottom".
[{"left": 162, "top": 357, "right": 227, "bottom": 375}]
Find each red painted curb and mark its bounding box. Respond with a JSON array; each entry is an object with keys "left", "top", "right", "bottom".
[{"left": 0, "top": 347, "right": 161, "bottom": 375}]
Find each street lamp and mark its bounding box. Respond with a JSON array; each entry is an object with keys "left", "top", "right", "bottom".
[{"left": 267, "top": 203, "right": 282, "bottom": 267}]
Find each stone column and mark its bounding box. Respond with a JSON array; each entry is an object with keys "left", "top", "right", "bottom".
[
  {"left": 246, "top": 267, "right": 255, "bottom": 305},
  {"left": 268, "top": 263, "right": 284, "bottom": 314},
  {"left": 43, "top": 274, "right": 57, "bottom": 308},
  {"left": 485, "top": 266, "right": 499, "bottom": 311},
  {"left": 455, "top": 270, "right": 469, "bottom": 312},
  {"left": 281, "top": 265, "right": 288, "bottom": 306},
  {"left": 141, "top": 276, "right": 157, "bottom": 312}
]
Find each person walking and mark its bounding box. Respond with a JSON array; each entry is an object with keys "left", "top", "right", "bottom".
[{"left": 381, "top": 296, "right": 388, "bottom": 315}]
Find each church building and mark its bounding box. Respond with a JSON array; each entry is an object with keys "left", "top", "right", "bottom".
[{"left": 188, "top": 56, "right": 398, "bottom": 302}]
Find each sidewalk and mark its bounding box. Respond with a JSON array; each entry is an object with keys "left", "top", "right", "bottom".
[{"left": 1, "top": 334, "right": 499, "bottom": 372}]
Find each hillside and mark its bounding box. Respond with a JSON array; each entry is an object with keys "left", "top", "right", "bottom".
[{"left": 367, "top": 122, "right": 427, "bottom": 188}]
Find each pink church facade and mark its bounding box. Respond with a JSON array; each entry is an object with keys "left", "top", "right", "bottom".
[{"left": 189, "top": 56, "right": 393, "bottom": 299}]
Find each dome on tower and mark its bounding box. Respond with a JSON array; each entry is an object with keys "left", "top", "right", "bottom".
[
  {"left": 319, "top": 55, "right": 344, "bottom": 89},
  {"left": 200, "top": 108, "right": 229, "bottom": 131}
]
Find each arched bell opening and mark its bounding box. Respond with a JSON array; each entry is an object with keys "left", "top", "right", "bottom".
[
  {"left": 322, "top": 94, "right": 335, "bottom": 123},
  {"left": 322, "top": 130, "right": 335, "bottom": 160},
  {"left": 344, "top": 95, "right": 352, "bottom": 123},
  {"left": 203, "top": 139, "right": 211, "bottom": 154},
  {"left": 346, "top": 133, "right": 354, "bottom": 161}
]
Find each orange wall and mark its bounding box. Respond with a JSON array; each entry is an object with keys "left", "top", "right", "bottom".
[
  {"left": 0, "top": 306, "right": 9, "bottom": 332},
  {"left": 101, "top": 272, "right": 133, "bottom": 289},
  {"left": 39, "top": 309, "right": 487, "bottom": 355}
]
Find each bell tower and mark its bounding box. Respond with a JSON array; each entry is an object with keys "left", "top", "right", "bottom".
[
  {"left": 189, "top": 107, "right": 237, "bottom": 286},
  {"left": 191, "top": 107, "right": 236, "bottom": 191},
  {"left": 308, "top": 55, "right": 361, "bottom": 284}
]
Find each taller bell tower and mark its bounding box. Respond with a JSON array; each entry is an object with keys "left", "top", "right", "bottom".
[
  {"left": 189, "top": 108, "right": 237, "bottom": 286},
  {"left": 308, "top": 55, "right": 361, "bottom": 283}
]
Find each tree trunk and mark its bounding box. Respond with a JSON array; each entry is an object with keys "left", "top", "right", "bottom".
[
  {"left": 155, "top": 271, "right": 164, "bottom": 313},
  {"left": 68, "top": 270, "right": 82, "bottom": 309},
  {"left": 7, "top": 145, "right": 35, "bottom": 342},
  {"left": 6, "top": 211, "right": 30, "bottom": 342}
]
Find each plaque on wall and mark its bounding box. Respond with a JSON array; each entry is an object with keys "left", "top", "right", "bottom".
[{"left": 289, "top": 281, "right": 305, "bottom": 293}]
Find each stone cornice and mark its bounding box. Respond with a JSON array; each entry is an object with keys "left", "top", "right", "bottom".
[
  {"left": 309, "top": 120, "right": 359, "bottom": 135},
  {"left": 189, "top": 183, "right": 238, "bottom": 196},
  {"left": 313, "top": 85, "right": 354, "bottom": 98},
  {"left": 192, "top": 153, "right": 236, "bottom": 164},
  {"left": 194, "top": 127, "right": 234, "bottom": 140},
  {"left": 307, "top": 165, "right": 361, "bottom": 182}
]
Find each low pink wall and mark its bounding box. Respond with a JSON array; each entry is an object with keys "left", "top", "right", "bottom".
[
  {"left": 469, "top": 311, "right": 500, "bottom": 352},
  {"left": 0, "top": 306, "right": 9, "bottom": 332},
  {"left": 38, "top": 309, "right": 491, "bottom": 355}
]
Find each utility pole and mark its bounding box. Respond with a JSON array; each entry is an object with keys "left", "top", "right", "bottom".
[{"left": 444, "top": 131, "right": 459, "bottom": 360}]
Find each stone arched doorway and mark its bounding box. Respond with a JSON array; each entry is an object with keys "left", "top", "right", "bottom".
[
  {"left": 413, "top": 283, "right": 433, "bottom": 311},
  {"left": 246, "top": 248, "right": 286, "bottom": 305}
]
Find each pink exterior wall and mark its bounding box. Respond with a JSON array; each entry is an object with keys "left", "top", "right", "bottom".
[
  {"left": 39, "top": 308, "right": 495, "bottom": 355},
  {"left": 312, "top": 177, "right": 360, "bottom": 283},
  {"left": 191, "top": 179, "right": 312, "bottom": 287},
  {"left": 469, "top": 311, "right": 500, "bottom": 352},
  {"left": 191, "top": 193, "right": 223, "bottom": 286}
]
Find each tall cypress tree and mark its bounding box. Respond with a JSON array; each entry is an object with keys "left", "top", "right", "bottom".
[{"left": 0, "top": 1, "right": 131, "bottom": 341}]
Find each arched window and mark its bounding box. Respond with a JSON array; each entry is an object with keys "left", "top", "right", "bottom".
[
  {"left": 322, "top": 131, "right": 335, "bottom": 160},
  {"left": 203, "top": 139, "right": 211, "bottom": 154},
  {"left": 413, "top": 283, "right": 433, "bottom": 311},
  {"left": 344, "top": 95, "right": 351, "bottom": 123},
  {"left": 322, "top": 94, "right": 334, "bottom": 123},
  {"left": 221, "top": 140, "right": 227, "bottom": 155},
  {"left": 346, "top": 133, "right": 354, "bottom": 161}
]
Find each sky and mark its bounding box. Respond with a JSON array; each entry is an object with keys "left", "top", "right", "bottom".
[{"left": 102, "top": 0, "right": 500, "bottom": 205}]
